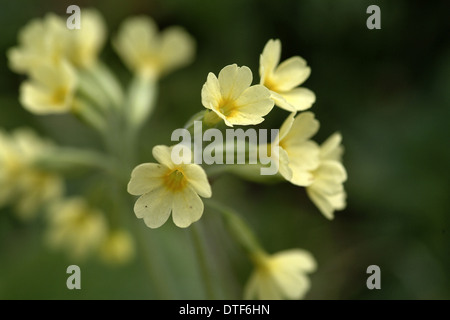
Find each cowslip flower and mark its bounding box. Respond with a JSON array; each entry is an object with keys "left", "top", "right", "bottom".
[
  {"left": 260, "top": 39, "right": 315, "bottom": 112},
  {"left": 244, "top": 249, "right": 317, "bottom": 300},
  {"left": 100, "top": 230, "right": 135, "bottom": 265},
  {"left": 0, "top": 128, "right": 63, "bottom": 219},
  {"left": 127, "top": 145, "right": 212, "bottom": 228},
  {"left": 306, "top": 133, "right": 347, "bottom": 219},
  {"left": 113, "top": 16, "right": 195, "bottom": 80},
  {"left": 19, "top": 61, "right": 77, "bottom": 114},
  {"left": 7, "top": 13, "right": 68, "bottom": 74},
  {"left": 65, "top": 9, "right": 107, "bottom": 69},
  {"left": 46, "top": 197, "right": 107, "bottom": 259},
  {"left": 276, "top": 112, "right": 320, "bottom": 186},
  {"left": 201, "top": 64, "right": 274, "bottom": 127},
  {"left": 8, "top": 9, "right": 106, "bottom": 73}
]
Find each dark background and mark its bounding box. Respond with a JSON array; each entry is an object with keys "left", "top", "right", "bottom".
[{"left": 0, "top": 0, "right": 449, "bottom": 299}]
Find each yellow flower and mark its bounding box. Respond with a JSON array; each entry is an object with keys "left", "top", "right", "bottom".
[
  {"left": 306, "top": 133, "right": 347, "bottom": 219},
  {"left": 201, "top": 64, "right": 274, "bottom": 127},
  {"left": 19, "top": 61, "right": 77, "bottom": 114},
  {"left": 113, "top": 16, "right": 195, "bottom": 80},
  {"left": 100, "top": 230, "right": 135, "bottom": 265},
  {"left": 128, "top": 145, "right": 212, "bottom": 228},
  {"left": 8, "top": 13, "right": 68, "bottom": 74},
  {"left": 0, "top": 128, "right": 63, "bottom": 220},
  {"left": 244, "top": 249, "right": 317, "bottom": 300},
  {"left": 260, "top": 39, "right": 315, "bottom": 112},
  {"left": 277, "top": 112, "right": 320, "bottom": 186},
  {"left": 8, "top": 9, "right": 106, "bottom": 72},
  {"left": 65, "top": 9, "right": 107, "bottom": 69},
  {"left": 46, "top": 197, "right": 107, "bottom": 259}
]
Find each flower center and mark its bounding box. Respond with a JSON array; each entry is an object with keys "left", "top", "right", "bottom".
[
  {"left": 163, "top": 169, "right": 187, "bottom": 192},
  {"left": 52, "top": 87, "right": 69, "bottom": 105},
  {"left": 218, "top": 98, "right": 237, "bottom": 117}
]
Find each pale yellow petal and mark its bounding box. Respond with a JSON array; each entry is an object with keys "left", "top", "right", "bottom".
[
  {"left": 272, "top": 56, "right": 310, "bottom": 92},
  {"left": 281, "top": 111, "right": 319, "bottom": 146},
  {"left": 279, "top": 112, "right": 296, "bottom": 141},
  {"left": 171, "top": 187, "right": 204, "bottom": 228},
  {"left": 306, "top": 187, "right": 334, "bottom": 220},
  {"left": 159, "top": 26, "right": 195, "bottom": 75},
  {"left": 320, "top": 132, "right": 343, "bottom": 161},
  {"left": 152, "top": 145, "right": 175, "bottom": 168},
  {"left": 218, "top": 64, "right": 252, "bottom": 101},
  {"left": 235, "top": 84, "right": 274, "bottom": 116},
  {"left": 273, "top": 249, "right": 317, "bottom": 273},
  {"left": 182, "top": 164, "right": 212, "bottom": 198},
  {"left": 259, "top": 39, "right": 281, "bottom": 83},
  {"left": 201, "top": 72, "right": 221, "bottom": 110},
  {"left": 127, "top": 163, "right": 166, "bottom": 195},
  {"left": 279, "top": 87, "right": 316, "bottom": 111},
  {"left": 278, "top": 147, "right": 293, "bottom": 181},
  {"left": 270, "top": 91, "right": 296, "bottom": 112},
  {"left": 134, "top": 187, "right": 173, "bottom": 228}
]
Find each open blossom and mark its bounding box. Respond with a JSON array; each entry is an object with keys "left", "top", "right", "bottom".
[
  {"left": 113, "top": 16, "right": 195, "bottom": 80},
  {"left": 46, "top": 197, "right": 107, "bottom": 259},
  {"left": 20, "top": 61, "right": 77, "bottom": 114},
  {"left": 306, "top": 133, "right": 347, "bottom": 219},
  {"left": 8, "top": 9, "right": 106, "bottom": 72},
  {"left": 244, "top": 249, "right": 317, "bottom": 300},
  {"left": 260, "top": 39, "right": 315, "bottom": 112},
  {"left": 127, "top": 145, "right": 212, "bottom": 228},
  {"left": 276, "top": 112, "right": 320, "bottom": 186},
  {"left": 201, "top": 64, "right": 274, "bottom": 127},
  {"left": 0, "top": 128, "right": 63, "bottom": 219}
]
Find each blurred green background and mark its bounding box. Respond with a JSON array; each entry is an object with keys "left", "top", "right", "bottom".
[{"left": 0, "top": 0, "right": 449, "bottom": 299}]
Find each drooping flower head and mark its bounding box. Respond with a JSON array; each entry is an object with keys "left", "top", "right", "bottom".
[
  {"left": 201, "top": 64, "right": 274, "bottom": 127},
  {"left": 277, "top": 112, "right": 320, "bottom": 186},
  {"left": 245, "top": 249, "right": 317, "bottom": 300},
  {"left": 306, "top": 133, "right": 347, "bottom": 219},
  {"left": 127, "top": 145, "right": 212, "bottom": 228},
  {"left": 113, "top": 16, "right": 195, "bottom": 80},
  {"left": 260, "top": 39, "right": 316, "bottom": 112}
]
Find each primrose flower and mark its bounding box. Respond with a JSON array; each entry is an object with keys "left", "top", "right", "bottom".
[
  {"left": 306, "top": 133, "right": 347, "bottom": 219},
  {"left": 201, "top": 64, "right": 274, "bottom": 127},
  {"left": 65, "top": 9, "right": 107, "bottom": 69},
  {"left": 0, "top": 128, "right": 63, "bottom": 219},
  {"left": 8, "top": 9, "right": 106, "bottom": 72},
  {"left": 100, "top": 230, "right": 135, "bottom": 265},
  {"left": 46, "top": 197, "right": 107, "bottom": 259},
  {"left": 277, "top": 112, "right": 320, "bottom": 186},
  {"left": 8, "top": 13, "right": 68, "bottom": 74},
  {"left": 244, "top": 249, "right": 317, "bottom": 300},
  {"left": 260, "top": 39, "right": 315, "bottom": 112},
  {"left": 128, "top": 145, "right": 212, "bottom": 228},
  {"left": 113, "top": 16, "right": 195, "bottom": 80},
  {"left": 19, "top": 61, "right": 77, "bottom": 114}
]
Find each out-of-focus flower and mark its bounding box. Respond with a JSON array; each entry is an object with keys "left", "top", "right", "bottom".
[
  {"left": 276, "top": 112, "right": 320, "bottom": 186},
  {"left": 7, "top": 13, "right": 68, "bottom": 74},
  {"left": 0, "top": 128, "right": 63, "bottom": 219},
  {"left": 113, "top": 16, "right": 195, "bottom": 80},
  {"left": 244, "top": 249, "right": 317, "bottom": 300},
  {"left": 66, "top": 9, "right": 107, "bottom": 69},
  {"left": 100, "top": 229, "right": 135, "bottom": 265},
  {"left": 306, "top": 133, "right": 347, "bottom": 219},
  {"left": 19, "top": 61, "right": 77, "bottom": 114},
  {"left": 46, "top": 197, "right": 107, "bottom": 259},
  {"left": 260, "top": 39, "right": 315, "bottom": 112},
  {"left": 201, "top": 64, "right": 274, "bottom": 127},
  {"left": 8, "top": 9, "right": 107, "bottom": 72},
  {"left": 128, "top": 145, "right": 212, "bottom": 228}
]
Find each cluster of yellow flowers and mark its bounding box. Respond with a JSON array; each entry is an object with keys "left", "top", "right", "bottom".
[{"left": 6, "top": 7, "right": 347, "bottom": 300}]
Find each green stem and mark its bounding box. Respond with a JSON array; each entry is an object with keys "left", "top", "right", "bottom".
[{"left": 190, "top": 222, "right": 216, "bottom": 299}]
